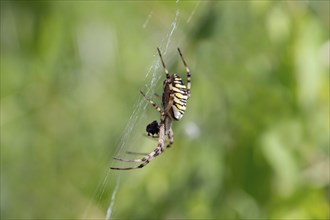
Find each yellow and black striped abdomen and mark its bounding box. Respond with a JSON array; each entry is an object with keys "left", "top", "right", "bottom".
[{"left": 171, "top": 74, "right": 188, "bottom": 120}]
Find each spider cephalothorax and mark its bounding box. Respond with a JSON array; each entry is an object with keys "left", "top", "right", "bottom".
[{"left": 110, "top": 48, "right": 191, "bottom": 170}]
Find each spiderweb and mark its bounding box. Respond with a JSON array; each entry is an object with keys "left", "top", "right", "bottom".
[{"left": 82, "top": 2, "right": 202, "bottom": 219}]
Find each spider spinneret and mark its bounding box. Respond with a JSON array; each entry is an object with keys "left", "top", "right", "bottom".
[{"left": 110, "top": 47, "right": 191, "bottom": 170}]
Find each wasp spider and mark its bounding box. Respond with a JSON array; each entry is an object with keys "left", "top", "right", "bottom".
[{"left": 110, "top": 48, "right": 191, "bottom": 170}]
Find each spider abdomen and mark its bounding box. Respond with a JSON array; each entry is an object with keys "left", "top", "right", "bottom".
[{"left": 171, "top": 74, "right": 188, "bottom": 120}]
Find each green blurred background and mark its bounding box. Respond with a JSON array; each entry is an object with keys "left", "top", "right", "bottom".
[{"left": 1, "top": 1, "right": 329, "bottom": 219}]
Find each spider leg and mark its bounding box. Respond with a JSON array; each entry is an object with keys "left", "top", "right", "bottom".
[
  {"left": 110, "top": 141, "right": 165, "bottom": 170},
  {"left": 157, "top": 48, "right": 171, "bottom": 83},
  {"left": 157, "top": 47, "right": 175, "bottom": 109},
  {"left": 110, "top": 124, "right": 166, "bottom": 170},
  {"left": 166, "top": 127, "right": 174, "bottom": 149},
  {"left": 126, "top": 151, "right": 149, "bottom": 156},
  {"left": 177, "top": 48, "right": 191, "bottom": 98},
  {"left": 153, "top": 93, "right": 161, "bottom": 99},
  {"left": 112, "top": 156, "right": 144, "bottom": 163},
  {"left": 140, "top": 91, "right": 164, "bottom": 116}
]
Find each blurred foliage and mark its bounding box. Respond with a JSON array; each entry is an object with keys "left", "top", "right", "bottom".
[{"left": 1, "top": 1, "right": 329, "bottom": 219}]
